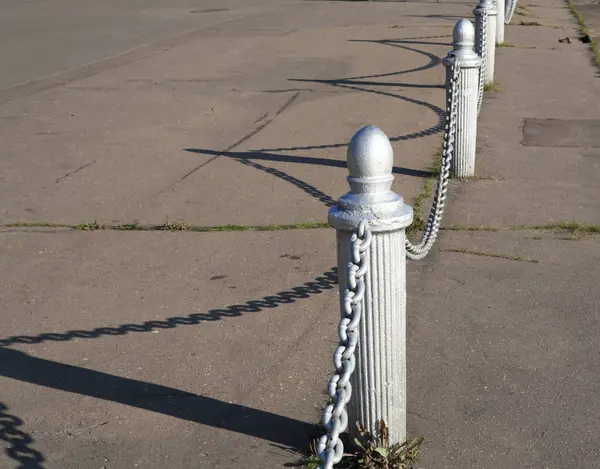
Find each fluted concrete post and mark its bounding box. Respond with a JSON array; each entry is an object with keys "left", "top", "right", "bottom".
[
  {"left": 474, "top": 0, "right": 497, "bottom": 84},
  {"left": 496, "top": 0, "right": 506, "bottom": 43},
  {"left": 329, "top": 126, "right": 413, "bottom": 444},
  {"left": 444, "top": 20, "right": 482, "bottom": 178}
]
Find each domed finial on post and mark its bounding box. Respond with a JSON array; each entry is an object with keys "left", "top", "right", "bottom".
[
  {"left": 445, "top": 19, "right": 480, "bottom": 67},
  {"left": 346, "top": 125, "right": 394, "bottom": 196},
  {"left": 453, "top": 18, "right": 475, "bottom": 49},
  {"left": 328, "top": 125, "right": 412, "bottom": 233}
]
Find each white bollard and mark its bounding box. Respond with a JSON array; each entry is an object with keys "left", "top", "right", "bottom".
[
  {"left": 328, "top": 126, "right": 413, "bottom": 444},
  {"left": 444, "top": 20, "right": 482, "bottom": 178},
  {"left": 474, "top": 0, "right": 497, "bottom": 85},
  {"left": 496, "top": 0, "right": 506, "bottom": 44}
]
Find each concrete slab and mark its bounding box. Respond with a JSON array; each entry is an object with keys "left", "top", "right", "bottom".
[
  {"left": 0, "top": 3, "right": 465, "bottom": 227},
  {"left": 0, "top": 228, "right": 339, "bottom": 469},
  {"left": 523, "top": 118, "right": 600, "bottom": 147},
  {"left": 0, "top": 0, "right": 280, "bottom": 91},
  {"left": 408, "top": 230, "right": 600, "bottom": 469}
]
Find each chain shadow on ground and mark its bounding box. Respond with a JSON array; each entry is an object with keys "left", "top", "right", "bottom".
[
  {"left": 256, "top": 38, "right": 447, "bottom": 153},
  {"left": 0, "top": 269, "right": 339, "bottom": 453},
  {"left": 0, "top": 349, "right": 320, "bottom": 451},
  {"left": 0, "top": 268, "right": 338, "bottom": 348},
  {"left": 0, "top": 402, "right": 46, "bottom": 469},
  {"left": 183, "top": 149, "right": 432, "bottom": 208},
  {"left": 183, "top": 41, "right": 447, "bottom": 204}
]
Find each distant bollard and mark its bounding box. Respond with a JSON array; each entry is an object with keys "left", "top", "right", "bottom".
[
  {"left": 328, "top": 126, "right": 413, "bottom": 446},
  {"left": 505, "top": 0, "right": 518, "bottom": 24},
  {"left": 444, "top": 20, "right": 482, "bottom": 178},
  {"left": 474, "top": 0, "right": 497, "bottom": 85},
  {"left": 496, "top": 0, "right": 506, "bottom": 44}
]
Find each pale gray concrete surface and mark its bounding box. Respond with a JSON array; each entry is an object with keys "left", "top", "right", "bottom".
[
  {"left": 1, "top": 0, "right": 600, "bottom": 468},
  {"left": 0, "top": 0, "right": 286, "bottom": 91},
  {"left": 0, "top": 1, "right": 468, "bottom": 226},
  {"left": 0, "top": 229, "right": 338, "bottom": 469},
  {"left": 409, "top": 230, "right": 600, "bottom": 468}
]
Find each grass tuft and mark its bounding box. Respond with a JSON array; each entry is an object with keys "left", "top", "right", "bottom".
[
  {"left": 75, "top": 221, "right": 103, "bottom": 231},
  {"left": 483, "top": 81, "right": 500, "bottom": 92},
  {"left": 519, "top": 20, "right": 542, "bottom": 26},
  {"left": 157, "top": 217, "right": 188, "bottom": 231},
  {"left": 567, "top": 0, "right": 600, "bottom": 67},
  {"left": 528, "top": 221, "right": 600, "bottom": 234},
  {"left": 114, "top": 221, "right": 145, "bottom": 231},
  {"left": 497, "top": 41, "right": 515, "bottom": 48},
  {"left": 407, "top": 150, "right": 443, "bottom": 236},
  {"left": 3, "top": 221, "right": 69, "bottom": 229},
  {"left": 0, "top": 220, "right": 330, "bottom": 233}
]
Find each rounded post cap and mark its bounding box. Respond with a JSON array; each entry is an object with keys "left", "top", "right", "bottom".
[
  {"left": 347, "top": 125, "right": 393, "bottom": 182},
  {"left": 444, "top": 18, "right": 481, "bottom": 68},
  {"left": 453, "top": 19, "right": 476, "bottom": 47},
  {"left": 328, "top": 125, "right": 413, "bottom": 233}
]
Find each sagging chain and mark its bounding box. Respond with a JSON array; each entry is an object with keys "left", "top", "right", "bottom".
[
  {"left": 504, "top": 0, "right": 518, "bottom": 24},
  {"left": 405, "top": 59, "right": 461, "bottom": 261},
  {"left": 477, "top": 12, "right": 488, "bottom": 113},
  {"left": 317, "top": 222, "right": 372, "bottom": 469}
]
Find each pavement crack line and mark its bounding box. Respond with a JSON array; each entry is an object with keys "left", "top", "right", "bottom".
[
  {"left": 51, "top": 160, "right": 96, "bottom": 186},
  {"left": 156, "top": 91, "right": 300, "bottom": 195},
  {"left": 440, "top": 248, "right": 540, "bottom": 263},
  {"left": 2, "top": 220, "right": 600, "bottom": 236}
]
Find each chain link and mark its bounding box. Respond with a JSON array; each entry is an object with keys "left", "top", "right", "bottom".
[
  {"left": 504, "top": 0, "right": 518, "bottom": 24},
  {"left": 405, "top": 59, "right": 460, "bottom": 261},
  {"left": 477, "top": 12, "right": 488, "bottom": 114},
  {"left": 317, "top": 221, "right": 372, "bottom": 469}
]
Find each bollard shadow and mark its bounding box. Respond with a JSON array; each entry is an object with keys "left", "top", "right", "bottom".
[
  {"left": 405, "top": 13, "right": 466, "bottom": 20},
  {"left": 0, "top": 401, "right": 46, "bottom": 469},
  {"left": 183, "top": 148, "right": 432, "bottom": 207},
  {"left": 352, "top": 37, "right": 452, "bottom": 47},
  {"left": 176, "top": 39, "right": 446, "bottom": 205},
  {"left": 0, "top": 348, "right": 319, "bottom": 451},
  {"left": 0, "top": 269, "right": 338, "bottom": 348},
  {"left": 254, "top": 38, "right": 447, "bottom": 154}
]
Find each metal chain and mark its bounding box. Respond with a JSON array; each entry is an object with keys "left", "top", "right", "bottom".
[
  {"left": 317, "top": 221, "right": 372, "bottom": 469},
  {"left": 505, "top": 0, "right": 518, "bottom": 24},
  {"left": 477, "top": 12, "right": 488, "bottom": 113},
  {"left": 405, "top": 60, "right": 460, "bottom": 260}
]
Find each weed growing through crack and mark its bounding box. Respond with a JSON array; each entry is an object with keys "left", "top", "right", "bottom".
[
  {"left": 407, "top": 153, "right": 439, "bottom": 236},
  {"left": 567, "top": 0, "right": 600, "bottom": 67},
  {"left": 158, "top": 217, "right": 188, "bottom": 231},
  {"left": 115, "top": 221, "right": 144, "bottom": 231},
  {"left": 304, "top": 421, "right": 423, "bottom": 469},
  {"left": 519, "top": 20, "right": 542, "bottom": 26},
  {"left": 1, "top": 220, "right": 330, "bottom": 233},
  {"left": 344, "top": 421, "right": 423, "bottom": 469},
  {"left": 530, "top": 221, "right": 600, "bottom": 235},
  {"left": 75, "top": 220, "right": 103, "bottom": 230},
  {"left": 302, "top": 439, "right": 322, "bottom": 469},
  {"left": 3, "top": 221, "right": 68, "bottom": 229},
  {"left": 497, "top": 42, "right": 515, "bottom": 48},
  {"left": 483, "top": 81, "right": 500, "bottom": 92}
]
